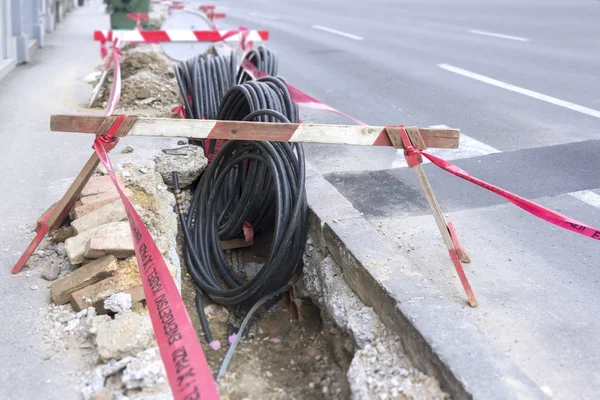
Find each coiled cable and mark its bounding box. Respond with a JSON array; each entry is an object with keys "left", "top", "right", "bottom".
[{"left": 177, "top": 77, "right": 307, "bottom": 342}]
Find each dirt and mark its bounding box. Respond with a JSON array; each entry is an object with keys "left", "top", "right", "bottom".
[
  {"left": 181, "top": 275, "right": 350, "bottom": 400},
  {"left": 91, "top": 44, "right": 182, "bottom": 114},
  {"left": 178, "top": 233, "right": 351, "bottom": 399}
]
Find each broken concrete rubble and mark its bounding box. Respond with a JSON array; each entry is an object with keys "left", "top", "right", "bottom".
[
  {"left": 104, "top": 292, "right": 133, "bottom": 314},
  {"left": 71, "top": 200, "right": 127, "bottom": 235},
  {"left": 70, "top": 274, "right": 137, "bottom": 312},
  {"left": 84, "top": 235, "right": 135, "bottom": 259},
  {"left": 65, "top": 221, "right": 131, "bottom": 264},
  {"left": 50, "top": 255, "right": 118, "bottom": 305},
  {"left": 300, "top": 239, "right": 447, "bottom": 399},
  {"left": 121, "top": 347, "right": 167, "bottom": 390},
  {"left": 95, "top": 311, "right": 156, "bottom": 361},
  {"left": 72, "top": 191, "right": 125, "bottom": 219},
  {"left": 154, "top": 145, "right": 208, "bottom": 189}
]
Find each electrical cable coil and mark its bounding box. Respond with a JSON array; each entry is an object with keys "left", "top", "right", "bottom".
[{"left": 173, "top": 54, "right": 308, "bottom": 343}]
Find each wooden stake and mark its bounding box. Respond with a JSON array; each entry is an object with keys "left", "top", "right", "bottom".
[{"left": 387, "top": 127, "right": 477, "bottom": 307}]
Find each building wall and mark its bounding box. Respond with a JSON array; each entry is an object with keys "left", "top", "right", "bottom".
[{"left": 0, "top": 0, "right": 81, "bottom": 80}]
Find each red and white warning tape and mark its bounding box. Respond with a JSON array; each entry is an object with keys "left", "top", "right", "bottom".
[
  {"left": 241, "top": 60, "right": 366, "bottom": 125},
  {"left": 91, "top": 39, "right": 219, "bottom": 397},
  {"left": 93, "top": 118, "right": 220, "bottom": 399},
  {"left": 94, "top": 29, "right": 269, "bottom": 44}
]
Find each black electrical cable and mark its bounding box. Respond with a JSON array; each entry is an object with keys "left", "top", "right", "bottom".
[
  {"left": 172, "top": 47, "right": 307, "bottom": 346},
  {"left": 174, "top": 53, "right": 237, "bottom": 120},
  {"left": 177, "top": 76, "right": 307, "bottom": 342},
  {"left": 236, "top": 46, "right": 279, "bottom": 84}
]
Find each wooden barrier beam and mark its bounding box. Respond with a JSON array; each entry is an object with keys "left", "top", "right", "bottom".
[{"left": 50, "top": 115, "right": 460, "bottom": 150}]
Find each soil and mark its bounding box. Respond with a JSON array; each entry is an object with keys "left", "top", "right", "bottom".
[
  {"left": 180, "top": 234, "right": 351, "bottom": 400},
  {"left": 91, "top": 44, "right": 182, "bottom": 114}
]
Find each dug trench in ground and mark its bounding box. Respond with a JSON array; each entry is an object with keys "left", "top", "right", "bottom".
[
  {"left": 90, "top": 43, "right": 448, "bottom": 399},
  {"left": 168, "top": 148, "right": 447, "bottom": 399},
  {"left": 34, "top": 21, "right": 450, "bottom": 398}
]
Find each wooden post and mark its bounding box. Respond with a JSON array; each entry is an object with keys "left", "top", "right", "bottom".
[{"left": 386, "top": 126, "right": 477, "bottom": 307}]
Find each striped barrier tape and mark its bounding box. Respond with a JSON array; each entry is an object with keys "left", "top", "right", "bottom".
[
  {"left": 93, "top": 117, "right": 220, "bottom": 400},
  {"left": 93, "top": 29, "right": 269, "bottom": 44},
  {"left": 241, "top": 60, "right": 366, "bottom": 125}
]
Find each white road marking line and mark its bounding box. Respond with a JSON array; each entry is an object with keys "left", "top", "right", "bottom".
[
  {"left": 312, "top": 25, "right": 363, "bottom": 41},
  {"left": 468, "top": 29, "right": 529, "bottom": 42},
  {"left": 392, "top": 125, "right": 501, "bottom": 169},
  {"left": 438, "top": 64, "right": 600, "bottom": 119},
  {"left": 568, "top": 190, "right": 600, "bottom": 209},
  {"left": 249, "top": 12, "right": 280, "bottom": 21}
]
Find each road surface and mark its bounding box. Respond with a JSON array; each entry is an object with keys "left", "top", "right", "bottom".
[{"left": 220, "top": 0, "right": 600, "bottom": 398}]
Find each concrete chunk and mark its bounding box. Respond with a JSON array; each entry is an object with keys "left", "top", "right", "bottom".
[
  {"left": 84, "top": 234, "right": 135, "bottom": 259},
  {"left": 50, "top": 255, "right": 118, "bottom": 305},
  {"left": 71, "top": 200, "right": 127, "bottom": 235},
  {"left": 95, "top": 311, "right": 155, "bottom": 361},
  {"left": 70, "top": 274, "right": 133, "bottom": 312},
  {"left": 65, "top": 221, "right": 130, "bottom": 264}
]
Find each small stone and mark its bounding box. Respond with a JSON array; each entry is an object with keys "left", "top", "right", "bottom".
[
  {"left": 59, "top": 313, "right": 76, "bottom": 323},
  {"left": 51, "top": 226, "right": 75, "bottom": 243},
  {"left": 204, "top": 304, "right": 229, "bottom": 323},
  {"left": 42, "top": 263, "right": 61, "bottom": 281},
  {"left": 135, "top": 87, "right": 151, "bottom": 99},
  {"left": 55, "top": 243, "right": 67, "bottom": 258},
  {"left": 35, "top": 250, "right": 53, "bottom": 258},
  {"left": 122, "top": 347, "right": 167, "bottom": 390},
  {"left": 121, "top": 145, "right": 134, "bottom": 154},
  {"left": 30, "top": 285, "right": 39, "bottom": 291},
  {"left": 102, "top": 356, "right": 134, "bottom": 377},
  {"left": 104, "top": 292, "right": 132, "bottom": 314}
]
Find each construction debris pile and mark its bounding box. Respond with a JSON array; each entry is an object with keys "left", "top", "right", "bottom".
[
  {"left": 90, "top": 44, "right": 181, "bottom": 114},
  {"left": 35, "top": 159, "right": 185, "bottom": 400}
]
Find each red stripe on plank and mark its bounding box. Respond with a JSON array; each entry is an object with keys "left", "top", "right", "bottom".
[
  {"left": 372, "top": 129, "right": 393, "bottom": 147},
  {"left": 140, "top": 31, "right": 171, "bottom": 42},
  {"left": 210, "top": 121, "right": 298, "bottom": 142},
  {"left": 194, "top": 31, "right": 226, "bottom": 41},
  {"left": 93, "top": 31, "right": 107, "bottom": 41}
]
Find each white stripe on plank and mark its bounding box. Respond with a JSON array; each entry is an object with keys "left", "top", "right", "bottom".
[
  {"left": 468, "top": 29, "right": 529, "bottom": 42},
  {"left": 165, "top": 30, "right": 198, "bottom": 41},
  {"left": 392, "top": 125, "right": 500, "bottom": 169},
  {"left": 438, "top": 64, "right": 600, "bottom": 119},
  {"left": 290, "top": 124, "right": 381, "bottom": 145}
]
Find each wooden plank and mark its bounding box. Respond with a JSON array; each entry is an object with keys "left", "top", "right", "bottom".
[
  {"left": 50, "top": 115, "right": 461, "bottom": 149},
  {"left": 50, "top": 115, "right": 105, "bottom": 134},
  {"left": 47, "top": 153, "right": 101, "bottom": 230}
]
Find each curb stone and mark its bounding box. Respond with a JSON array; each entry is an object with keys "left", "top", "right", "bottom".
[{"left": 305, "top": 163, "right": 547, "bottom": 400}]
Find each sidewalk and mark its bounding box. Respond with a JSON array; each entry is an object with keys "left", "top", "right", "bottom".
[{"left": 0, "top": 5, "right": 106, "bottom": 399}]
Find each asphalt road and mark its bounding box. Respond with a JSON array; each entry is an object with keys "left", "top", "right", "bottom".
[{"left": 219, "top": 0, "right": 600, "bottom": 398}]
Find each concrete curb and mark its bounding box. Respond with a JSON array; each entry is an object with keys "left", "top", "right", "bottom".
[{"left": 305, "top": 163, "right": 548, "bottom": 400}]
